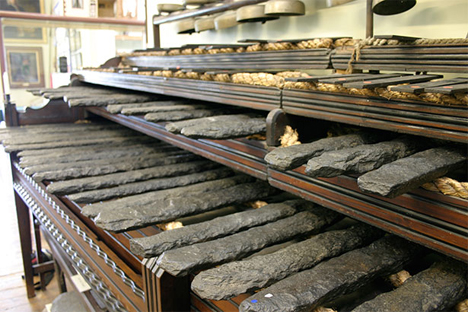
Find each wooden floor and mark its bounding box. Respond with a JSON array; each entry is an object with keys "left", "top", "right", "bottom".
[{"left": 0, "top": 137, "right": 61, "bottom": 312}]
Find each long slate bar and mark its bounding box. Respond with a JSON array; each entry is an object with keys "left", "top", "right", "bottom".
[
  {"left": 156, "top": 208, "right": 340, "bottom": 277},
  {"left": 192, "top": 223, "right": 384, "bottom": 300},
  {"left": 350, "top": 259, "right": 467, "bottom": 312},
  {"left": 144, "top": 109, "right": 226, "bottom": 122},
  {"left": 68, "top": 167, "right": 234, "bottom": 203},
  {"left": 130, "top": 199, "right": 306, "bottom": 258},
  {"left": 106, "top": 101, "right": 179, "bottom": 114},
  {"left": 357, "top": 146, "right": 467, "bottom": 198},
  {"left": 33, "top": 153, "right": 200, "bottom": 181},
  {"left": 121, "top": 104, "right": 206, "bottom": 115},
  {"left": 68, "top": 93, "right": 159, "bottom": 107},
  {"left": 264, "top": 132, "right": 384, "bottom": 171},
  {"left": 47, "top": 160, "right": 219, "bottom": 195},
  {"left": 166, "top": 114, "right": 266, "bottom": 139},
  {"left": 94, "top": 181, "right": 277, "bottom": 232},
  {"left": 305, "top": 136, "right": 425, "bottom": 178},
  {"left": 239, "top": 236, "right": 423, "bottom": 312}
]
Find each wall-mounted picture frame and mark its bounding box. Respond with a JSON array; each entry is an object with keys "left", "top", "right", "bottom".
[
  {"left": 0, "top": 0, "right": 46, "bottom": 43},
  {"left": 6, "top": 46, "right": 45, "bottom": 89}
]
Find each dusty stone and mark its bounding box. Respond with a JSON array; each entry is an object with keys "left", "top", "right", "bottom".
[
  {"left": 19, "top": 144, "right": 176, "bottom": 167},
  {"left": 94, "top": 181, "right": 277, "bottom": 232},
  {"left": 358, "top": 146, "right": 467, "bottom": 198},
  {"left": 156, "top": 208, "right": 340, "bottom": 277},
  {"left": 192, "top": 223, "right": 384, "bottom": 300},
  {"left": 68, "top": 167, "right": 234, "bottom": 203},
  {"left": 351, "top": 259, "right": 467, "bottom": 312},
  {"left": 130, "top": 199, "right": 306, "bottom": 258},
  {"left": 24, "top": 150, "right": 188, "bottom": 175},
  {"left": 239, "top": 236, "right": 423, "bottom": 312},
  {"left": 33, "top": 153, "right": 200, "bottom": 181},
  {"left": 122, "top": 104, "right": 206, "bottom": 115},
  {"left": 47, "top": 160, "right": 218, "bottom": 195},
  {"left": 106, "top": 101, "right": 181, "bottom": 114},
  {"left": 144, "top": 109, "right": 225, "bottom": 122},
  {"left": 166, "top": 114, "right": 266, "bottom": 139},
  {"left": 68, "top": 94, "right": 158, "bottom": 107},
  {"left": 82, "top": 175, "right": 255, "bottom": 218},
  {"left": 265, "top": 132, "right": 383, "bottom": 171},
  {"left": 305, "top": 136, "right": 424, "bottom": 178}
]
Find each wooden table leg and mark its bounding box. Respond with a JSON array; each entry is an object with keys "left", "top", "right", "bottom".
[
  {"left": 14, "top": 191, "right": 35, "bottom": 298},
  {"left": 32, "top": 214, "right": 47, "bottom": 291}
]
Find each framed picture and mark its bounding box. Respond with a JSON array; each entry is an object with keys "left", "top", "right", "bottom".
[
  {"left": 1, "top": 0, "right": 46, "bottom": 42},
  {"left": 6, "top": 46, "right": 45, "bottom": 89}
]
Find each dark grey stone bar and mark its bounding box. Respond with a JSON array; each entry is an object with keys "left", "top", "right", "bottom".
[
  {"left": 4, "top": 135, "right": 149, "bottom": 153},
  {"left": 130, "top": 199, "right": 306, "bottom": 258},
  {"left": 68, "top": 167, "right": 234, "bottom": 203},
  {"left": 192, "top": 223, "right": 384, "bottom": 300},
  {"left": 47, "top": 160, "right": 218, "bottom": 195},
  {"left": 264, "top": 132, "right": 383, "bottom": 171},
  {"left": 156, "top": 207, "right": 340, "bottom": 277},
  {"left": 357, "top": 146, "right": 467, "bottom": 198},
  {"left": 24, "top": 150, "right": 188, "bottom": 175},
  {"left": 106, "top": 101, "right": 181, "bottom": 114},
  {"left": 351, "top": 259, "right": 467, "bottom": 312},
  {"left": 33, "top": 153, "right": 200, "bottom": 181},
  {"left": 166, "top": 114, "right": 266, "bottom": 139},
  {"left": 122, "top": 104, "right": 206, "bottom": 115},
  {"left": 81, "top": 175, "right": 255, "bottom": 218},
  {"left": 305, "top": 136, "right": 424, "bottom": 178},
  {"left": 239, "top": 236, "right": 423, "bottom": 312},
  {"left": 19, "top": 144, "right": 177, "bottom": 167},
  {"left": 94, "top": 181, "right": 277, "bottom": 232},
  {"left": 68, "top": 94, "right": 158, "bottom": 107},
  {"left": 144, "top": 109, "right": 224, "bottom": 122}
]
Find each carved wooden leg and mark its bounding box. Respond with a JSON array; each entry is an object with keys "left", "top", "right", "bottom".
[
  {"left": 32, "top": 215, "right": 47, "bottom": 291},
  {"left": 14, "top": 191, "right": 35, "bottom": 298}
]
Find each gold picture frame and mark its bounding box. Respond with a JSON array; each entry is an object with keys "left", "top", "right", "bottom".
[
  {"left": 1, "top": 0, "right": 47, "bottom": 43},
  {"left": 6, "top": 46, "right": 45, "bottom": 89}
]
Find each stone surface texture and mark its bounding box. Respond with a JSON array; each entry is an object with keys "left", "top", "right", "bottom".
[
  {"left": 351, "top": 259, "right": 467, "bottom": 312},
  {"left": 305, "top": 136, "right": 424, "bottom": 178},
  {"left": 144, "top": 109, "right": 224, "bottom": 122},
  {"left": 122, "top": 104, "right": 206, "bottom": 115},
  {"left": 156, "top": 208, "right": 340, "bottom": 277},
  {"left": 239, "top": 236, "right": 422, "bottom": 312},
  {"left": 192, "top": 223, "right": 384, "bottom": 300},
  {"left": 68, "top": 94, "right": 157, "bottom": 107},
  {"left": 106, "top": 101, "right": 181, "bottom": 114},
  {"left": 130, "top": 200, "right": 305, "bottom": 258},
  {"left": 357, "top": 146, "right": 467, "bottom": 198},
  {"left": 94, "top": 181, "right": 277, "bottom": 232},
  {"left": 264, "top": 132, "right": 382, "bottom": 171}
]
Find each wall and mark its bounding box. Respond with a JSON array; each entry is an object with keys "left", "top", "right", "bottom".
[{"left": 146, "top": 0, "right": 468, "bottom": 48}]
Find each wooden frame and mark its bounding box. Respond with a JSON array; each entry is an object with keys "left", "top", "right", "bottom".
[
  {"left": 6, "top": 46, "right": 45, "bottom": 89},
  {"left": 2, "top": 0, "right": 46, "bottom": 43}
]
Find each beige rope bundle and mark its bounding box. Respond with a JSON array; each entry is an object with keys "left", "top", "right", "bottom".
[
  {"left": 264, "top": 42, "right": 296, "bottom": 51},
  {"left": 186, "top": 72, "right": 201, "bottom": 79},
  {"left": 168, "top": 49, "right": 181, "bottom": 56},
  {"left": 276, "top": 71, "right": 310, "bottom": 78},
  {"left": 280, "top": 125, "right": 301, "bottom": 147},
  {"left": 283, "top": 81, "right": 317, "bottom": 90},
  {"left": 232, "top": 72, "right": 285, "bottom": 88},
  {"left": 181, "top": 48, "right": 193, "bottom": 55},
  {"left": 193, "top": 47, "right": 207, "bottom": 54},
  {"left": 246, "top": 43, "right": 265, "bottom": 52},
  {"left": 422, "top": 177, "right": 468, "bottom": 199},
  {"left": 200, "top": 73, "right": 214, "bottom": 81},
  {"left": 157, "top": 221, "right": 183, "bottom": 231},
  {"left": 213, "top": 73, "right": 232, "bottom": 83},
  {"left": 152, "top": 70, "right": 174, "bottom": 78},
  {"left": 455, "top": 299, "right": 468, "bottom": 312},
  {"left": 387, "top": 270, "right": 411, "bottom": 288},
  {"left": 174, "top": 71, "right": 188, "bottom": 79},
  {"left": 297, "top": 38, "right": 334, "bottom": 49}
]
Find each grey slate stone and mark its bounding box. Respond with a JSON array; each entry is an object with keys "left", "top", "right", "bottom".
[
  {"left": 144, "top": 109, "right": 225, "bottom": 122},
  {"left": 357, "top": 146, "right": 467, "bottom": 198},
  {"left": 166, "top": 114, "right": 266, "bottom": 139},
  {"left": 19, "top": 144, "right": 176, "bottom": 167},
  {"left": 192, "top": 223, "right": 384, "bottom": 300},
  {"left": 130, "top": 199, "right": 305, "bottom": 258},
  {"left": 81, "top": 175, "right": 255, "bottom": 218},
  {"left": 239, "top": 236, "right": 423, "bottom": 312},
  {"left": 106, "top": 101, "right": 182, "bottom": 114},
  {"left": 33, "top": 153, "right": 199, "bottom": 181},
  {"left": 122, "top": 104, "right": 206, "bottom": 115},
  {"left": 264, "top": 132, "right": 383, "bottom": 171},
  {"left": 181, "top": 117, "right": 266, "bottom": 139},
  {"left": 47, "top": 160, "right": 218, "bottom": 195},
  {"left": 68, "top": 94, "right": 158, "bottom": 107},
  {"left": 51, "top": 291, "right": 88, "bottom": 312},
  {"left": 94, "top": 181, "right": 277, "bottom": 232},
  {"left": 156, "top": 208, "right": 340, "bottom": 277},
  {"left": 24, "top": 150, "right": 188, "bottom": 175},
  {"left": 305, "top": 136, "right": 424, "bottom": 178},
  {"left": 351, "top": 259, "right": 467, "bottom": 312},
  {"left": 68, "top": 167, "right": 234, "bottom": 203}
]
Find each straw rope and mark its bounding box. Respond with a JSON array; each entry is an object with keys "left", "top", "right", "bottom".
[{"left": 422, "top": 177, "right": 468, "bottom": 199}]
